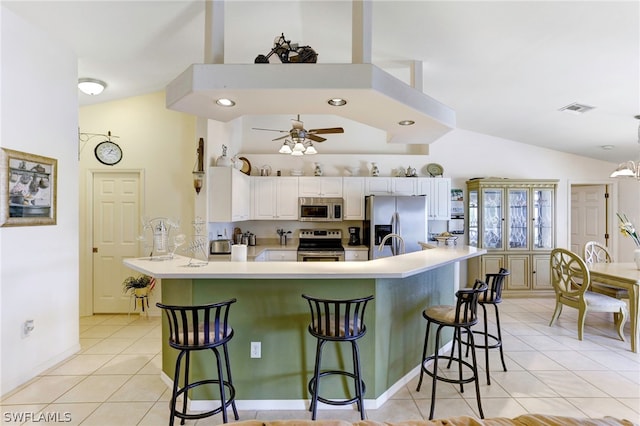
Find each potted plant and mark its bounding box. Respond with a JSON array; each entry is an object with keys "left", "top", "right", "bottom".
[{"left": 122, "top": 274, "right": 154, "bottom": 297}]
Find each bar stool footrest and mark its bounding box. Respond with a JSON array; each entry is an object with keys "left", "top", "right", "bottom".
[
  {"left": 420, "top": 355, "right": 478, "bottom": 386},
  {"left": 173, "top": 379, "right": 237, "bottom": 421},
  {"left": 309, "top": 370, "right": 366, "bottom": 407},
  {"left": 462, "top": 329, "right": 502, "bottom": 350}
]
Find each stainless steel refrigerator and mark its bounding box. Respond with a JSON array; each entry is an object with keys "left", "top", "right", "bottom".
[{"left": 364, "top": 195, "right": 428, "bottom": 259}]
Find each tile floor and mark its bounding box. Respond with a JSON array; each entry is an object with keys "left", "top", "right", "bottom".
[{"left": 1, "top": 297, "right": 639, "bottom": 425}]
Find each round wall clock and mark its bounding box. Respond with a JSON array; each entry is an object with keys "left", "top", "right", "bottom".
[{"left": 94, "top": 141, "right": 123, "bottom": 165}]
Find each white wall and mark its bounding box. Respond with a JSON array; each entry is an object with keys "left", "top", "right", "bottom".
[{"left": 1, "top": 7, "right": 80, "bottom": 394}]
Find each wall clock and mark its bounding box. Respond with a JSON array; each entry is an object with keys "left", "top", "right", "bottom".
[{"left": 94, "top": 140, "right": 123, "bottom": 165}]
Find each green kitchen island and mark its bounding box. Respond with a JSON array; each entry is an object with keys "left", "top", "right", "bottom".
[{"left": 123, "top": 245, "right": 485, "bottom": 411}]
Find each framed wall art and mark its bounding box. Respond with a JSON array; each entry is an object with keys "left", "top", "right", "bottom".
[{"left": 0, "top": 148, "right": 57, "bottom": 227}]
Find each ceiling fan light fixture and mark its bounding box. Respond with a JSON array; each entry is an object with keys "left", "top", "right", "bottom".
[
  {"left": 398, "top": 120, "right": 415, "bottom": 126},
  {"left": 291, "top": 150, "right": 304, "bottom": 156},
  {"left": 304, "top": 143, "right": 317, "bottom": 155},
  {"left": 328, "top": 98, "right": 347, "bottom": 106},
  {"left": 78, "top": 78, "right": 106, "bottom": 95},
  {"left": 292, "top": 141, "right": 306, "bottom": 152},
  {"left": 279, "top": 142, "right": 293, "bottom": 154},
  {"left": 610, "top": 115, "right": 640, "bottom": 180},
  {"left": 215, "top": 98, "right": 236, "bottom": 107}
]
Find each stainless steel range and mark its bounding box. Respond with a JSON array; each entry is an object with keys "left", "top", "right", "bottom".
[{"left": 297, "top": 229, "right": 345, "bottom": 262}]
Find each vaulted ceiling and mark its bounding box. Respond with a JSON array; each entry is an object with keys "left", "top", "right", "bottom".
[{"left": 4, "top": 1, "right": 639, "bottom": 163}]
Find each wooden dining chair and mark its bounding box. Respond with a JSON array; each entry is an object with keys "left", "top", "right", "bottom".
[
  {"left": 583, "top": 241, "right": 629, "bottom": 301},
  {"left": 549, "top": 248, "right": 627, "bottom": 342}
]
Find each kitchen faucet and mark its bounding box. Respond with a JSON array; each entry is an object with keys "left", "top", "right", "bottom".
[{"left": 378, "top": 233, "right": 405, "bottom": 256}]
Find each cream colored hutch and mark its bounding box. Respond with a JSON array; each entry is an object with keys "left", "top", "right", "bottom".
[{"left": 466, "top": 178, "right": 558, "bottom": 294}]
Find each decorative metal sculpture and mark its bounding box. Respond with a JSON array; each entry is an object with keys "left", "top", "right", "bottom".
[
  {"left": 254, "top": 33, "right": 317, "bottom": 64},
  {"left": 138, "top": 217, "right": 182, "bottom": 260}
]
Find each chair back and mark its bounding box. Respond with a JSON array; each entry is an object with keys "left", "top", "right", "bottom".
[
  {"left": 156, "top": 299, "right": 236, "bottom": 350},
  {"left": 583, "top": 241, "right": 612, "bottom": 265},
  {"left": 550, "top": 248, "right": 590, "bottom": 299},
  {"left": 454, "top": 279, "right": 488, "bottom": 326},
  {"left": 482, "top": 268, "right": 510, "bottom": 303},
  {"left": 302, "top": 294, "right": 374, "bottom": 341}
]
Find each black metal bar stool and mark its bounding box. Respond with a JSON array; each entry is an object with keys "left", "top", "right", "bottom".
[
  {"left": 416, "top": 280, "right": 488, "bottom": 420},
  {"left": 302, "top": 294, "right": 374, "bottom": 420},
  {"left": 464, "top": 268, "right": 510, "bottom": 385},
  {"left": 156, "top": 299, "right": 239, "bottom": 425}
]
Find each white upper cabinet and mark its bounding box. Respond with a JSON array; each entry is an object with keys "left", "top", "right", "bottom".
[
  {"left": 342, "top": 177, "right": 365, "bottom": 220},
  {"left": 365, "top": 177, "right": 416, "bottom": 195},
  {"left": 251, "top": 177, "right": 299, "bottom": 220},
  {"left": 209, "top": 167, "right": 250, "bottom": 222},
  {"left": 298, "top": 177, "right": 343, "bottom": 197},
  {"left": 417, "top": 178, "right": 451, "bottom": 220}
]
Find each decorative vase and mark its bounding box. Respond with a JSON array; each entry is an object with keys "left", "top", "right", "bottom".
[
  {"left": 634, "top": 248, "right": 640, "bottom": 270},
  {"left": 371, "top": 162, "right": 379, "bottom": 177},
  {"left": 314, "top": 162, "right": 323, "bottom": 176}
]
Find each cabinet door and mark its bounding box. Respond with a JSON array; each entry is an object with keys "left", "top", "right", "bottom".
[
  {"left": 507, "top": 188, "right": 528, "bottom": 250},
  {"left": 266, "top": 250, "right": 297, "bottom": 261},
  {"left": 343, "top": 177, "right": 365, "bottom": 219},
  {"left": 345, "top": 249, "right": 368, "bottom": 261},
  {"left": 298, "top": 177, "right": 343, "bottom": 197},
  {"left": 468, "top": 189, "right": 479, "bottom": 247},
  {"left": 231, "top": 170, "right": 250, "bottom": 220},
  {"left": 391, "top": 178, "right": 416, "bottom": 195},
  {"left": 532, "top": 188, "right": 554, "bottom": 250},
  {"left": 532, "top": 254, "right": 552, "bottom": 289},
  {"left": 482, "top": 188, "right": 504, "bottom": 250},
  {"left": 480, "top": 255, "right": 504, "bottom": 279},
  {"left": 505, "top": 254, "right": 530, "bottom": 290},
  {"left": 365, "top": 177, "right": 392, "bottom": 195},
  {"left": 275, "top": 178, "right": 299, "bottom": 220},
  {"left": 251, "top": 178, "right": 277, "bottom": 219},
  {"left": 430, "top": 178, "right": 451, "bottom": 220}
]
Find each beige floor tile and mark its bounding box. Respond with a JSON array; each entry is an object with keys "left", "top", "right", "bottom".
[
  {"left": 108, "top": 374, "right": 167, "bottom": 402},
  {"left": 415, "top": 397, "right": 478, "bottom": 420},
  {"left": 137, "top": 401, "right": 173, "bottom": 426},
  {"left": 46, "top": 354, "right": 114, "bottom": 376},
  {"left": 478, "top": 398, "right": 527, "bottom": 419},
  {"left": 515, "top": 397, "right": 587, "bottom": 417},
  {"left": 137, "top": 354, "right": 163, "bottom": 375},
  {"left": 79, "top": 325, "right": 124, "bottom": 339},
  {"left": 507, "top": 351, "right": 565, "bottom": 371},
  {"left": 79, "top": 401, "right": 154, "bottom": 426},
  {"left": 581, "top": 350, "right": 640, "bottom": 371},
  {"left": 366, "top": 398, "right": 423, "bottom": 422},
  {"left": 1, "top": 376, "right": 84, "bottom": 404},
  {"left": 490, "top": 371, "right": 559, "bottom": 398},
  {"left": 617, "top": 398, "right": 640, "bottom": 416},
  {"left": 531, "top": 370, "right": 609, "bottom": 398},
  {"left": 0, "top": 404, "right": 47, "bottom": 422},
  {"left": 78, "top": 338, "right": 102, "bottom": 352},
  {"left": 120, "top": 337, "right": 162, "bottom": 354},
  {"left": 79, "top": 315, "right": 113, "bottom": 326},
  {"left": 110, "top": 325, "right": 158, "bottom": 339},
  {"left": 81, "top": 338, "right": 137, "bottom": 355},
  {"left": 94, "top": 354, "right": 154, "bottom": 375},
  {"left": 566, "top": 397, "right": 640, "bottom": 423},
  {"left": 578, "top": 371, "right": 640, "bottom": 398},
  {"left": 542, "top": 350, "right": 610, "bottom": 370},
  {"left": 54, "top": 375, "right": 130, "bottom": 403}
]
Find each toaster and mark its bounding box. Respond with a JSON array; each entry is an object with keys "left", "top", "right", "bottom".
[{"left": 210, "top": 239, "right": 232, "bottom": 254}]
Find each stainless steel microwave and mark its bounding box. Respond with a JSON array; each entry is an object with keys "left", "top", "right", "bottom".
[{"left": 299, "top": 197, "right": 343, "bottom": 222}]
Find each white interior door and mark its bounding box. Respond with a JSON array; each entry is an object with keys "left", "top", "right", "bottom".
[
  {"left": 93, "top": 172, "right": 141, "bottom": 313},
  {"left": 570, "top": 184, "right": 608, "bottom": 255}
]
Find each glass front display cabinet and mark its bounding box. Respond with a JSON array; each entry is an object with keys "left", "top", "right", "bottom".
[{"left": 466, "top": 178, "right": 558, "bottom": 293}]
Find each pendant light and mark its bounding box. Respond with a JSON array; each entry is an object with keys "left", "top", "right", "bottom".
[{"left": 610, "top": 115, "right": 640, "bottom": 180}]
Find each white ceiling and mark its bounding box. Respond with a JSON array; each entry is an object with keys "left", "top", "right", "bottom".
[{"left": 4, "top": 0, "right": 639, "bottom": 163}]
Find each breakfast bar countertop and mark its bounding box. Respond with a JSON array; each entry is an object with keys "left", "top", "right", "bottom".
[{"left": 124, "top": 245, "right": 485, "bottom": 279}]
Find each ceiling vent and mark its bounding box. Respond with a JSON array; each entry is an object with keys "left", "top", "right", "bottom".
[{"left": 559, "top": 102, "right": 596, "bottom": 114}]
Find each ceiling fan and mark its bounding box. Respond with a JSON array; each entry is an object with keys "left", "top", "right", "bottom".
[{"left": 252, "top": 115, "right": 344, "bottom": 142}]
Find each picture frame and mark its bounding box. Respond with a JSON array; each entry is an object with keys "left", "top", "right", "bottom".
[{"left": 0, "top": 148, "right": 57, "bottom": 227}]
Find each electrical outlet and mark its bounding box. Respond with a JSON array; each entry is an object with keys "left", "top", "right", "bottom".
[
  {"left": 250, "top": 341, "right": 261, "bottom": 358},
  {"left": 23, "top": 319, "right": 34, "bottom": 337}
]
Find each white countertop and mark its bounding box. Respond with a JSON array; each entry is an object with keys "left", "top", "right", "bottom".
[{"left": 124, "top": 245, "right": 486, "bottom": 279}]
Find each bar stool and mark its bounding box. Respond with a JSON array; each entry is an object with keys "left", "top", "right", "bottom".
[
  {"left": 156, "top": 299, "right": 239, "bottom": 425},
  {"left": 416, "top": 280, "right": 488, "bottom": 420},
  {"left": 465, "top": 268, "right": 510, "bottom": 385},
  {"left": 302, "top": 294, "right": 374, "bottom": 420}
]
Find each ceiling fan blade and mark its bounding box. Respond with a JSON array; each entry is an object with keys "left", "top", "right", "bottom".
[
  {"left": 252, "top": 127, "right": 289, "bottom": 133},
  {"left": 307, "top": 134, "right": 326, "bottom": 142},
  {"left": 308, "top": 127, "right": 344, "bottom": 134},
  {"left": 272, "top": 134, "right": 291, "bottom": 141}
]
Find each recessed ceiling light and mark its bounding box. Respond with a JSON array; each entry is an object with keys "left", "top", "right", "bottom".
[
  {"left": 78, "top": 78, "right": 106, "bottom": 95},
  {"left": 328, "top": 98, "right": 347, "bottom": 106},
  {"left": 558, "top": 102, "right": 595, "bottom": 114},
  {"left": 398, "top": 120, "right": 415, "bottom": 126},
  {"left": 216, "top": 98, "right": 236, "bottom": 107}
]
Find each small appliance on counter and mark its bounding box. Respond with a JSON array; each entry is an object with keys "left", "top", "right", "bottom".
[
  {"left": 210, "top": 239, "right": 232, "bottom": 255},
  {"left": 348, "top": 227, "right": 361, "bottom": 246}
]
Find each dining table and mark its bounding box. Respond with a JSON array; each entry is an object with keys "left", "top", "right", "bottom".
[{"left": 587, "top": 262, "right": 639, "bottom": 353}]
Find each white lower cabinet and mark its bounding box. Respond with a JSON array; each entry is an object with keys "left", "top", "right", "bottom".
[
  {"left": 251, "top": 177, "right": 298, "bottom": 220},
  {"left": 266, "top": 250, "right": 297, "bottom": 261},
  {"left": 209, "top": 167, "right": 250, "bottom": 222},
  {"left": 345, "top": 248, "right": 368, "bottom": 261}
]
